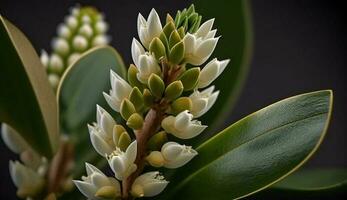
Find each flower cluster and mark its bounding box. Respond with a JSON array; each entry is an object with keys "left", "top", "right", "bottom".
[
  {"left": 40, "top": 5, "right": 110, "bottom": 89},
  {"left": 75, "top": 5, "right": 229, "bottom": 199},
  {"left": 1, "top": 124, "right": 48, "bottom": 199}
]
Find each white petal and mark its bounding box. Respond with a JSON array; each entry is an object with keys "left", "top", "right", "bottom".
[
  {"left": 195, "top": 18, "right": 215, "bottom": 39},
  {"left": 161, "top": 142, "right": 182, "bottom": 161},
  {"left": 183, "top": 33, "right": 196, "bottom": 55},
  {"left": 103, "top": 92, "right": 121, "bottom": 112},
  {"left": 109, "top": 156, "right": 126, "bottom": 180},
  {"left": 161, "top": 116, "right": 177, "bottom": 134},
  {"left": 131, "top": 38, "right": 145, "bottom": 67},
  {"left": 85, "top": 163, "right": 104, "bottom": 176},
  {"left": 198, "top": 58, "right": 219, "bottom": 88},
  {"left": 125, "top": 141, "right": 138, "bottom": 164},
  {"left": 1, "top": 124, "right": 29, "bottom": 153},
  {"left": 147, "top": 9, "right": 162, "bottom": 41},
  {"left": 174, "top": 111, "right": 193, "bottom": 131},
  {"left": 91, "top": 173, "right": 110, "bottom": 188},
  {"left": 206, "top": 29, "right": 217, "bottom": 39},
  {"left": 195, "top": 37, "right": 219, "bottom": 65},
  {"left": 88, "top": 125, "right": 113, "bottom": 157},
  {"left": 184, "top": 123, "right": 207, "bottom": 139},
  {"left": 137, "top": 13, "right": 146, "bottom": 38},
  {"left": 132, "top": 172, "right": 168, "bottom": 197},
  {"left": 73, "top": 180, "right": 96, "bottom": 198},
  {"left": 217, "top": 59, "right": 230, "bottom": 77}
]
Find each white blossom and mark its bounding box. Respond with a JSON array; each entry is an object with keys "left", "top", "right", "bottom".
[
  {"left": 183, "top": 19, "right": 219, "bottom": 65},
  {"left": 73, "top": 163, "right": 121, "bottom": 200},
  {"left": 88, "top": 105, "right": 117, "bottom": 157},
  {"left": 131, "top": 172, "right": 168, "bottom": 197},
  {"left": 189, "top": 86, "right": 219, "bottom": 117},
  {"left": 9, "top": 161, "right": 44, "bottom": 198},
  {"left": 198, "top": 58, "right": 230, "bottom": 88},
  {"left": 161, "top": 110, "right": 207, "bottom": 139},
  {"left": 103, "top": 70, "right": 132, "bottom": 112},
  {"left": 137, "top": 9, "right": 162, "bottom": 49},
  {"left": 107, "top": 141, "right": 137, "bottom": 181},
  {"left": 161, "top": 142, "right": 198, "bottom": 168},
  {"left": 131, "top": 38, "right": 161, "bottom": 83}
]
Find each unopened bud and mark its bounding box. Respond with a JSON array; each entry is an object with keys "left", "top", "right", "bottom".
[
  {"left": 120, "top": 99, "right": 136, "bottom": 120},
  {"left": 169, "top": 41, "right": 185, "bottom": 64},
  {"left": 164, "top": 80, "right": 183, "bottom": 101},
  {"left": 146, "top": 151, "right": 164, "bottom": 167},
  {"left": 117, "top": 132, "right": 131, "bottom": 151},
  {"left": 149, "top": 37, "right": 166, "bottom": 60},
  {"left": 169, "top": 30, "right": 181, "bottom": 48},
  {"left": 147, "top": 131, "right": 168, "bottom": 151},
  {"left": 171, "top": 97, "right": 192, "bottom": 114},
  {"left": 143, "top": 89, "right": 155, "bottom": 106},
  {"left": 128, "top": 64, "right": 145, "bottom": 90},
  {"left": 129, "top": 87, "right": 144, "bottom": 111},
  {"left": 95, "top": 186, "right": 118, "bottom": 199},
  {"left": 148, "top": 74, "right": 165, "bottom": 98},
  {"left": 126, "top": 113, "right": 144, "bottom": 130},
  {"left": 162, "top": 21, "right": 176, "bottom": 39},
  {"left": 179, "top": 67, "right": 200, "bottom": 91}
]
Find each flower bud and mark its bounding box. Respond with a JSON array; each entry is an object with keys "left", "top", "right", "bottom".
[
  {"left": 1, "top": 124, "right": 29, "bottom": 154},
  {"left": 128, "top": 64, "right": 145, "bottom": 90},
  {"left": 127, "top": 113, "right": 144, "bottom": 130},
  {"left": 95, "top": 20, "right": 108, "bottom": 33},
  {"left": 143, "top": 89, "right": 155, "bottom": 106},
  {"left": 74, "top": 163, "right": 121, "bottom": 199},
  {"left": 164, "top": 80, "right": 183, "bottom": 101},
  {"left": 72, "top": 35, "right": 88, "bottom": 51},
  {"left": 162, "top": 21, "right": 176, "bottom": 39},
  {"left": 92, "top": 35, "right": 110, "bottom": 46},
  {"left": 169, "top": 30, "right": 181, "bottom": 48},
  {"left": 138, "top": 9, "right": 163, "bottom": 49},
  {"left": 129, "top": 87, "right": 144, "bottom": 111},
  {"left": 9, "top": 161, "right": 45, "bottom": 198},
  {"left": 171, "top": 97, "right": 192, "bottom": 115},
  {"left": 79, "top": 24, "right": 93, "bottom": 38},
  {"left": 40, "top": 50, "right": 49, "bottom": 68},
  {"left": 117, "top": 132, "right": 131, "bottom": 152},
  {"left": 149, "top": 37, "right": 166, "bottom": 60},
  {"left": 179, "top": 67, "right": 200, "bottom": 91},
  {"left": 52, "top": 38, "right": 69, "bottom": 55},
  {"left": 169, "top": 41, "right": 185, "bottom": 64},
  {"left": 147, "top": 131, "right": 168, "bottom": 151},
  {"left": 49, "top": 54, "right": 64, "bottom": 74},
  {"left": 161, "top": 142, "right": 198, "bottom": 168},
  {"left": 161, "top": 110, "right": 207, "bottom": 139},
  {"left": 103, "top": 70, "right": 132, "bottom": 112},
  {"left": 67, "top": 53, "right": 81, "bottom": 65},
  {"left": 198, "top": 58, "right": 230, "bottom": 88},
  {"left": 48, "top": 74, "right": 60, "bottom": 89},
  {"left": 131, "top": 172, "right": 168, "bottom": 197},
  {"left": 120, "top": 99, "right": 136, "bottom": 120},
  {"left": 189, "top": 86, "right": 219, "bottom": 117},
  {"left": 148, "top": 74, "right": 165, "bottom": 98},
  {"left": 65, "top": 16, "right": 78, "bottom": 29},
  {"left": 146, "top": 151, "right": 165, "bottom": 167},
  {"left": 107, "top": 141, "right": 137, "bottom": 180},
  {"left": 57, "top": 24, "right": 71, "bottom": 39}
]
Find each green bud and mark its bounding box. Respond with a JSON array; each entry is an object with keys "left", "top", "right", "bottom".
[
  {"left": 190, "top": 15, "right": 202, "bottom": 33},
  {"left": 113, "top": 124, "right": 126, "bottom": 141},
  {"left": 120, "top": 99, "right": 136, "bottom": 120},
  {"left": 188, "top": 13, "right": 198, "bottom": 26},
  {"left": 165, "top": 80, "right": 183, "bottom": 101},
  {"left": 95, "top": 186, "right": 118, "bottom": 199},
  {"left": 118, "top": 131, "right": 131, "bottom": 151},
  {"left": 149, "top": 37, "right": 166, "bottom": 60},
  {"left": 146, "top": 151, "right": 164, "bottom": 167},
  {"left": 162, "top": 21, "right": 176, "bottom": 39},
  {"left": 169, "top": 41, "right": 185, "bottom": 64},
  {"left": 129, "top": 87, "right": 144, "bottom": 111},
  {"left": 169, "top": 30, "right": 181, "bottom": 49},
  {"left": 143, "top": 89, "right": 155, "bottom": 106},
  {"left": 179, "top": 67, "right": 200, "bottom": 91},
  {"left": 171, "top": 97, "right": 192, "bottom": 115},
  {"left": 166, "top": 14, "right": 174, "bottom": 24},
  {"left": 187, "top": 4, "right": 195, "bottom": 16},
  {"left": 177, "top": 27, "right": 185, "bottom": 39},
  {"left": 128, "top": 64, "right": 144, "bottom": 90},
  {"left": 148, "top": 74, "right": 165, "bottom": 98},
  {"left": 147, "top": 131, "right": 168, "bottom": 151},
  {"left": 175, "top": 4, "right": 201, "bottom": 34},
  {"left": 126, "top": 113, "right": 144, "bottom": 130}
]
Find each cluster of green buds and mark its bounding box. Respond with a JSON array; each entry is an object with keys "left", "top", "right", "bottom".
[
  {"left": 1, "top": 125, "right": 48, "bottom": 199},
  {"left": 40, "top": 5, "right": 110, "bottom": 89},
  {"left": 74, "top": 5, "right": 229, "bottom": 199}
]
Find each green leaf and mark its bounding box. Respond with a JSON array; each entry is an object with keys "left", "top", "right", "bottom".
[
  {"left": 273, "top": 169, "right": 347, "bottom": 191},
  {"left": 193, "top": 0, "right": 253, "bottom": 142},
  {"left": 157, "top": 90, "right": 332, "bottom": 200},
  {"left": 56, "top": 46, "right": 126, "bottom": 177},
  {"left": 0, "top": 16, "right": 59, "bottom": 158}
]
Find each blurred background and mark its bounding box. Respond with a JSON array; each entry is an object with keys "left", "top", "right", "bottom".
[{"left": 0, "top": 0, "right": 346, "bottom": 199}]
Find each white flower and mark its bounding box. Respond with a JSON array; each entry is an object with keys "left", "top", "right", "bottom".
[
  {"left": 131, "top": 38, "right": 161, "bottom": 83},
  {"left": 88, "top": 105, "right": 117, "bottom": 157},
  {"left": 198, "top": 58, "right": 230, "bottom": 88},
  {"left": 107, "top": 141, "right": 137, "bottom": 181},
  {"left": 52, "top": 38, "right": 69, "bottom": 55},
  {"left": 161, "top": 142, "right": 198, "bottom": 168},
  {"left": 137, "top": 9, "right": 163, "bottom": 49},
  {"left": 73, "top": 35, "right": 88, "bottom": 51},
  {"left": 73, "top": 163, "right": 121, "bottom": 200},
  {"left": 189, "top": 86, "right": 219, "bottom": 117},
  {"left": 131, "top": 172, "right": 168, "bottom": 197},
  {"left": 183, "top": 19, "right": 219, "bottom": 65},
  {"left": 1, "top": 124, "right": 29, "bottom": 154},
  {"left": 161, "top": 110, "right": 207, "bottom": 139},
  {"left": 103, "top": 70, "right": 132, "bottom": 112},
  {"left": 9, "top": 161, "right": 44, "bottom": 198}
]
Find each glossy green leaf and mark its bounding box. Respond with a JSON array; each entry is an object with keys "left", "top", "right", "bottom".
[
  {"left": 193, "top": 0, "right": 253, "bottom": 142},
  {"left": 157, "top": 90, "right": 332, "bottom": 200},
  {"left": 273, "top": 169, "right": 347, "bottom": 191},
  {"left": 56, "top": 46, "right": 126, "bottom": 177},
  {"left": 0, "top": 16, "right": 59, "bottom": 158}
]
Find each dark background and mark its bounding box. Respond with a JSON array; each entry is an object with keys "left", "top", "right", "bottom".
[{"left": 0, "top": 0, "right": 346, "bottom": 199}]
